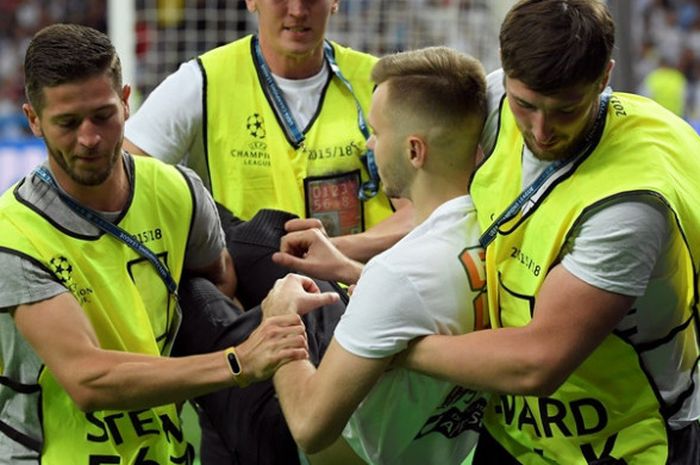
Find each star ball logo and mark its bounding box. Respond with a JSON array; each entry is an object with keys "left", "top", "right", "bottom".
[
  {"left": 48, "top": 255, "right": 94, "bottom": 303},
  {"left": 246, "top": 113, "right": 266, "bottom": 139},
  {"left": 49, "top": 255, "right": 74, "bottom": 287}
]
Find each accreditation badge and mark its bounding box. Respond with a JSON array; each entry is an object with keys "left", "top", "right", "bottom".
[{"left": 304, "top": 170, "right": 365, "bottom": 237}]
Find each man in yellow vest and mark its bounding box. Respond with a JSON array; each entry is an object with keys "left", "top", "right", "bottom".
[
  {"left": 400, "top": 1, "right": 700, "bottom": 464},
  {"left": 0, "top": 24, "right": 327, "bottom": 465},
  {"left": 123, "top": 0, "right": 410, "bottom": 262}
]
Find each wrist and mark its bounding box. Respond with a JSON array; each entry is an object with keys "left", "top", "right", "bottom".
[
  {"left": 340, "top": 259, "right": 363, "bottom": 285},
  {"left": 329, "top": 234, "right": 356, "bottom": 260},
  {"left": 224, "top": 346, "right": 250, "bottom": 388}
]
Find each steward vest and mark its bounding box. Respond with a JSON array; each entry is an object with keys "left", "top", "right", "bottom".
[
  {"left": 0, "top": 156, "right": 194, "bottom": 464},
  {"left": 471, "top": 93, "right": 700, "bottom": 464},
  {"left": 198, "top": 35, "right": 394, "bottom": 236}
]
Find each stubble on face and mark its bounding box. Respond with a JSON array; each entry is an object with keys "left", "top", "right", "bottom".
[
  {"left": 370, "top": 84, "right": 413, "bottom": 200},
  {"left": 507, "top": 77, "right": 602, "bottom": 162},
  {"left": 46, "top": 138, "right": 122, "bottom": 186},
  {"left": 35, "top": 74, "right": 128, "bottom": 189},
  {"left": 379, "top": 147, "right": 413, "bottom": 200}
]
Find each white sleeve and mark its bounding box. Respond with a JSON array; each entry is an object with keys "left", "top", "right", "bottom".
[
  {"left": 561, "top": 196, "right": 671, "bottom": 297},
  {"left": 480, "top": 69, "right": 505, "bottom": 157},
  {"left": 333, "top": 258, "right": 435, "bottom": 359},
  {"left": 125, "top": 60, "right": 203, "bottom": 165}
]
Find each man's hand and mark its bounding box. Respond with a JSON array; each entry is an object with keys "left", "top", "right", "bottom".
[
  {"left": 234, "top": 313, "right": 309, "bottom": 386},
  {"left": 283, "top": 217, "right": 328, "bottom": 236},
  {"left": 272, "top": 228, "right": 363, "bottom": 284},
  {"left": 262, "top": 274, "right": 340, "bottom": 318},
  {"left": 281, "top": 206, "right": 413, "bottom": 264}
]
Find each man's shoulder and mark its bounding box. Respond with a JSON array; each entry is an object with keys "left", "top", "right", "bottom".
[
  {"left": 328, "top": 41, "right": 377, "bottom": 82},
  {"left": 0, "top": 167, "right": 51, "bottom": 217},
  {"left": 372, "top": 203, "right": 479, "bottom": 277},
  {"left": 133, "top": 152, "right": 184, "bottom": 175},
  {"left": 329, "top": 41, "right": 376, "bottom": 62}
]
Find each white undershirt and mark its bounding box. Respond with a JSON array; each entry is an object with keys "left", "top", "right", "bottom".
[{"left": 272, "top": 63, "right": 329, "bottom": 131}]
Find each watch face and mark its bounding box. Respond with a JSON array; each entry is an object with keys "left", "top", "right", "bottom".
[{"left": 226, "top": 349, "right": 242, "bottom": 375}]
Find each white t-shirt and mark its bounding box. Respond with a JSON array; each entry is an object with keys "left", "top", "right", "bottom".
[
  {"left": 334, "top": 196, "right": 488, "bottom": 465},
  {"left": 124, "top": 59, "right": 329, "bottom": 190}
]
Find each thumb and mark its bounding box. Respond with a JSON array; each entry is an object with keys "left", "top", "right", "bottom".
[{"left": 296, "top": 291, "right": 340, "bottom": 315}]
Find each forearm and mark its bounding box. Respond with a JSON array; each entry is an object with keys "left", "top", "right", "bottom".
[
  {"left": 273, "top": 360, "right": 341, "bottom": 453},
  {"left": 332, "top": 200, "right": 413, "bottom": 262},
  {"left": 16, "top": 293, "right": 304, "bottom": 414},
  {"left": 406, "top": 266, "right": 635, "bottom": 396},
  {"left": 332, "top": 256, "right": 364, "bottom": 285},
  {"left": 404, "top": 327, "right": 569, "bottom": 396},
  {"left": 66, "top": 349, "right": 236, "bottom": 412}
]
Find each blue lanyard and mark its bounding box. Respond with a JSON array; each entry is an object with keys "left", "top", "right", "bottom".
[
  {"left": 252, "top": 35, "right": 380, "bottom": 200},
  {"left": 479, "top": 89, "right": 612, "bottom": 248},
  {"left": 34, "top": 166, "right": 178, "bottom": 295}
]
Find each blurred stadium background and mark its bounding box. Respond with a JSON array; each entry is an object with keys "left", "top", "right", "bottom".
[
  {"left": 0, "top": 0, "right": 696, "bottom": 461},
  {"left": 3, "top": 0, "right": 699, "bottom": 192}
]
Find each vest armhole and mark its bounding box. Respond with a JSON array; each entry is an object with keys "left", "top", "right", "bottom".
[
  {"left": 196, "top": 56, "right": 212, "bottom": 190},
  {"left": 173, "top": 166, "right": 198, "bottom": 259}
]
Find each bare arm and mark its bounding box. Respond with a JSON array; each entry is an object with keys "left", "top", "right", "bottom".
[
  {"left": 274, "top": 341, "right": 389, "bottom": 454},
  {"left": 332, "top": 198, "right": 413, "bottom": 262},
  {"left": 14, "top": 291, "right": 308, "bottom": 412},
  {"left": 402, "top": 265, "right": 633, "bottom": 395},
  {"left": 189, "top": 248, "right": 237, "bottom": 299},
  {"left": 262, "top": 274, "right": 387, "bottom": 453},
  {"left": 285, "top": 199, "right": 413, "bottom": 264}
]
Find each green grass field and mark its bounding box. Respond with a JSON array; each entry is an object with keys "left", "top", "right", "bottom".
[{"left": 181, "top": 402, "right": 201, "bottom": 465}]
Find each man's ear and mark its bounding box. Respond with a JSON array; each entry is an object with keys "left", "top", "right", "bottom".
[
  {"left": 600, "top": 59, "right": 615, "bottom": 91},
  {"left": 22, "top": 103, "right": 43, "bottom": 138},
  {"left": 245, "top": 0, "right": 257, "bottom": 13},
  {"left": 407, "top": 135, "right": 427, "bottom": 168},
  {"left": 121, "top": 84, "right": 131, "bottom": 120}
]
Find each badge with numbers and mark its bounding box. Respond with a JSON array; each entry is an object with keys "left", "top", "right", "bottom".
[{"left": 304, "top": 171, "right": 365, "bottom": 237}]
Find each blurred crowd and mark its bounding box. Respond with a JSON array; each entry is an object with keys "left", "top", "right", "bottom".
[
  {"left": 0, "top": 0, "right": 106, "bottom": 138},
  {"left": 636, "top": 0, "right": 700, "bottom": 126},
  {"left": 3, "top": 0, "right": 700, "bottom": 140}
]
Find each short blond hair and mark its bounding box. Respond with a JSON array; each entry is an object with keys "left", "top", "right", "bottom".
[{"left": 371, "top": 46, "right": 486, "bottom": 140}]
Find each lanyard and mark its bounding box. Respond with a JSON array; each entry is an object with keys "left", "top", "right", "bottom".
[
  {"left": 34, "top": 166, "right": 178, "bottom": 295},
  {"left": 479, "top": 89, "right": 612, "bottom": 248},
  {"left": 252, "top": 35, "right": 380, "bottom": 200}
]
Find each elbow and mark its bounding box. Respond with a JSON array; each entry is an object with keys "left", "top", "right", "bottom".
[
  {"left": 512, "top": 352, "right": 571, "bottom": 397},
  {"left": 297, "top": 437, "right": 333, "bottom": 456},
  {"left": 290, "top": 418, "right": 338, "bottom": 455},
  {"left": 68, "top": 387, "right": 104, "bottom": 412},
  {"left": 518, "top": 371, "right": 566, "bottom": 397},
  {"left": 64, "top": 378, "right": 120, "bottom": 412}
]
